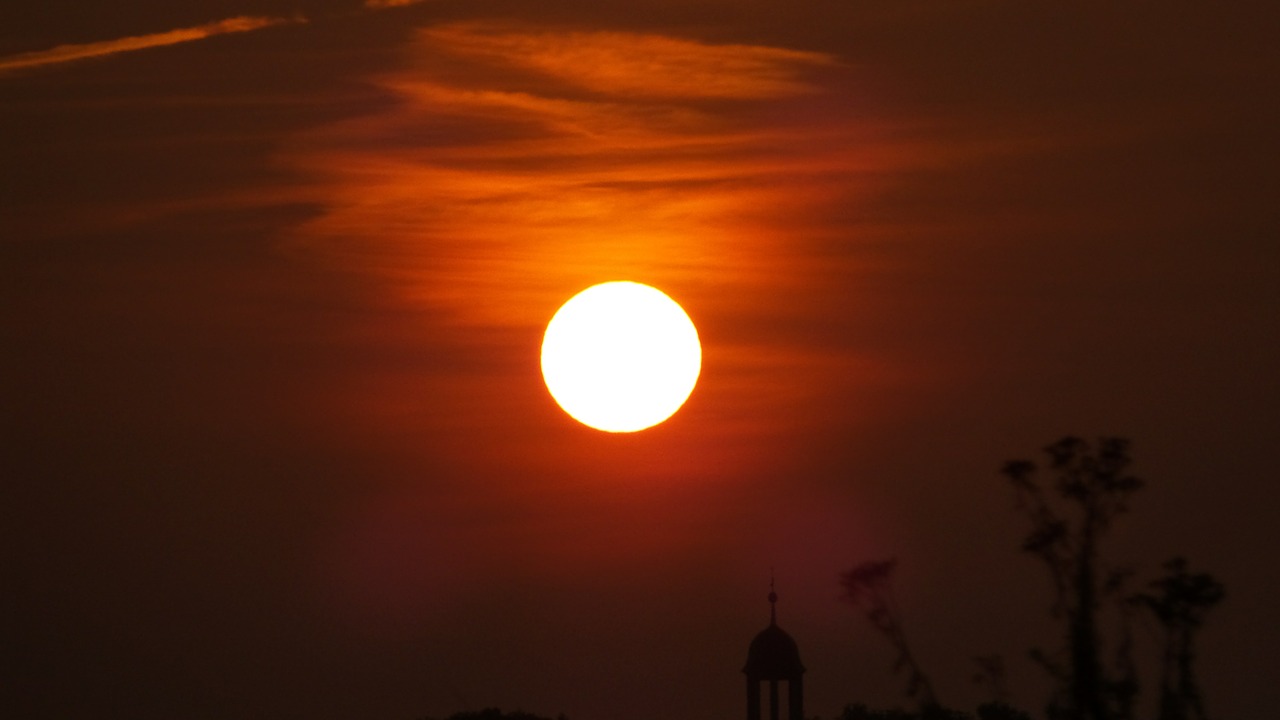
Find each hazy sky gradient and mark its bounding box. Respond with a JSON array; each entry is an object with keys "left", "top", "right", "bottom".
[{"left": 4, "top": 2, "right": 1278, "bottom": 719}]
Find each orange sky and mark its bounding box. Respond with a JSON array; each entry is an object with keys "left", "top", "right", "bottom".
[{"left": 4, "top": 2, "right": 1279, "bottom": 720}]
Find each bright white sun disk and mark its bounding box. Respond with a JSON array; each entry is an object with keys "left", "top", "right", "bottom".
[{"left": 541, "top": 281, "right": 701, "bottom": 433}]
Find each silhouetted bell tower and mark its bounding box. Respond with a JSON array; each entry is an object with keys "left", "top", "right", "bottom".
[{"left": 743, "top": 584, "right": 805, "bottom": 720}]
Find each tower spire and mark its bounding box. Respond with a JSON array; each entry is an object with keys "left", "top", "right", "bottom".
[{"left": 769, "top": 571, "right": 778, "bottom": 625}]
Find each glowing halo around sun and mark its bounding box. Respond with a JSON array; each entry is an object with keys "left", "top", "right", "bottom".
[{"left": 540, "top": 281, "right": 702, "bottom": 433}]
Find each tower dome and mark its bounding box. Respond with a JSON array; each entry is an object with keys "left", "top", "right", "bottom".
[{"left": 743, "top": 621, "right": 806, "bottom": 678}]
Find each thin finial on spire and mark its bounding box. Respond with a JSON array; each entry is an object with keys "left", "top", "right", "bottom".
[{"left": 768, "top": 570, "right": 778, "bottom": 625}]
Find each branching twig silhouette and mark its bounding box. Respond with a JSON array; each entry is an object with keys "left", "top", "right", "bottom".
[
  {"left": 1132, "top": 557, "right": 1225, "bottom": 720},
  {"left": 840, "top": 559, "right": 940, "bottom": 714}
]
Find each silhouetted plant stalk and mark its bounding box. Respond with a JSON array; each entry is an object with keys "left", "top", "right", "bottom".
[
  {"left": 839, "top": 558, "right": 941, "bottom": 715},
  {"left": 971, "top": 654, "right": 1009, "bottom": 705},
  {"left": 1131, "top": 557, "right": 1224, "bottom": 720},
  {"left": 1002, "top": 436, "right": 1143, "bottom": 720}
]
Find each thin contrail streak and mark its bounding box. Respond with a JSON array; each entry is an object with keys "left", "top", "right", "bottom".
[{"left": 0, "top": 15, "right": 304, "bottom": 74}]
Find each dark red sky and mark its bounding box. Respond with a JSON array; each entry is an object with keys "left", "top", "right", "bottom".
[{"left": 4, "top": 2, "right": 1279, "bottom": 719}]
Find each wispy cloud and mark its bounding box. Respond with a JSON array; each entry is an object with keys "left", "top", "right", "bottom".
[
  {"left": 0, "top": 15, "right": 303, "bottom": 74},
  {"left": 418, "top": 23, "right": 836, "bottom": 99},
  {"left": 364, "top": 0, "right": 433, "bottom": 7},
  {"left": 286, "top": 23, "right": 864, "bottom": 328}
]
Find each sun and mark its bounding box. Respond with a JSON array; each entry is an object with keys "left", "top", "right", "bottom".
[{"left": 541, "top": 281, "right": 701, "bottom": 433}]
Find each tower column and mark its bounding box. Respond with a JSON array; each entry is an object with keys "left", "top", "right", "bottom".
[{"left": 789, "top": 675, "right": 803, "bottom": 720}]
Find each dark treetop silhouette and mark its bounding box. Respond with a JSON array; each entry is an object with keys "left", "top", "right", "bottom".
[{"left": 841, "top": 437, "right": 1225, "bottom": 720}]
